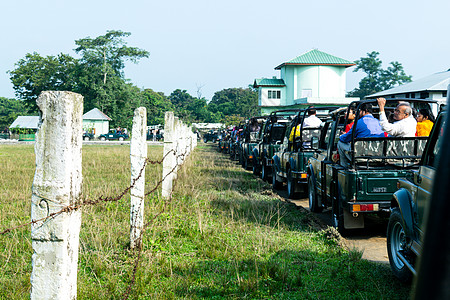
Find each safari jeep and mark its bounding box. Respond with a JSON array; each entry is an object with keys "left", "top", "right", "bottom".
[
  {"left": 387, "top": 110, "right": 446, "bottom": 282},
  {"left": 252, "top": 109, "right": 298, "bottom": 180},
  {"left": 272, "top": 106, "right": 338, "bottom": 199},
  {"left": 240, "top": 116, "right": 269, "bottom": 170},
  {"left": 307, "top": 99, "right": 438, "bottom": 234}
]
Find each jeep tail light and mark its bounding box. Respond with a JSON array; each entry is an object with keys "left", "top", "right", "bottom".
[
  {"left": 352, "top": 204, "right": 379, "bottom": 212},
  {"left": 249, "top": 155, "right": 253, "bottom": 159},
  {"left": 300, "top": 173, "right": 307, "bottom": 179}
]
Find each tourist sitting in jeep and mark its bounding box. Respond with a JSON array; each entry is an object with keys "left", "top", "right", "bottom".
[
  {"left": 337, "top": 103, "right": 385, "bottom": 168},
  {"left": 377, "top": 98, "right": 417, "bottom": 137}
]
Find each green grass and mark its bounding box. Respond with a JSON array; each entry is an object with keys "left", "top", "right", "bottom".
[{"left": 0, "top": 143, "right": 412, "bottom": 299}]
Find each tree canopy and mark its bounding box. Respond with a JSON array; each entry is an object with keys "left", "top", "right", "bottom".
[
  {"left": 8, "top": 30, "right": 259, "bottom": 128},
  {"left": 347, "top": 51, "right": 412, "bottom": 99}
]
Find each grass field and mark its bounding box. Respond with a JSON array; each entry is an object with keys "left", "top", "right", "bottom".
[{"left": 0, "top": 143, "right": 412, "bottom": 299}]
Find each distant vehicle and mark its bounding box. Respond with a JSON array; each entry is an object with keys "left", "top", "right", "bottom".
[
  {"left": 82, "top": 132, "right": 95, "bottom": 141},
  {"left": 387, "top": 109, "right": 446, "bottom": 282},
  {"left": 203, "top": 131, "right": 218, "bottom": 143},
  {"left": 99, "top": 129, "right": 129, "bottom": 141},
  {"left": 273, "top": 106, "right": 338, "bottom": 199},
  {"left": 252, "top": 109, "right": 298, "bottom": 180},
  {"left": 147, "top": 130, "right": 163, "bottom": 141},
  {"left": 240, "top": 116, "right": 269, "bottom": 170}
]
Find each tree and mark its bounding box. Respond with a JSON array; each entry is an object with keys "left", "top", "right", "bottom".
[
  {"left": 208, "top": 88, "right": 258, "bottom": 119},
  {"left": 141, "top": 89, "right": 173, "bottom": 125},
  {"left": 347, "top": 51, "right": 412, "bottom": 99},
  {"left": 0, "top": 97, "right": 27, "bottom": 131},
  {"left": 9, "top": 53, "right": 78, "bottom": 112},
  {"left": 74, "top": 30, "right": 149, "bottom": 85},
  {"left": 9, "top": 30, "right": 150, "bottom": 128}
]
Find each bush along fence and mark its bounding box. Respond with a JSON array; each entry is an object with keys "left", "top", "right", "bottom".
[{"left": 0, "top": 91, "right": 197, "bottom": 299}]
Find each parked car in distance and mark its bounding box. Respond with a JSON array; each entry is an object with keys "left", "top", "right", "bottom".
[
  {"left": 82, "top": 132, "right": 95, "bottom": 141},
  {"left": 387, "top": 109, "right": 446, "bottom": 282},
  {"left": 99, "top": 129, "right": 129, "bottom": 141}
]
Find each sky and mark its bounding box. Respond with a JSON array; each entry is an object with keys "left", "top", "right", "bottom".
[{"left": 1, "top": 0, "right": 449, "bottom": 102}]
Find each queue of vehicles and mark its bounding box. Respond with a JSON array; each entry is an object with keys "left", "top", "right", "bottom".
[{"left": 212, "top": 95, "right": 447, "bottom": 284}]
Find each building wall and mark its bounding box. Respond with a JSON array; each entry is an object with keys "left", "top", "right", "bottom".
[
  {"left": 82, "top": 120, "right": 109, "bottom": 136},
  {"left": 259, "top": 87, "right": 286, "bottom": 106},
  {"left": 280, "top": 65, "right": 347, "bottom": 105}
]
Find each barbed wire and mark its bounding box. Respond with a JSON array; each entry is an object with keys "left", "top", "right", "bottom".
[{"left": 1, "top": 140, "right": 193, "bottom": 299}]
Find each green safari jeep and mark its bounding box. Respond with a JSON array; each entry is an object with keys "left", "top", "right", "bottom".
[
  {"left": 387, "top": 110, "right": 446, "bottom": 282},
  {"left": 307, "top": 99, "right": 437, "bottom": 233}
]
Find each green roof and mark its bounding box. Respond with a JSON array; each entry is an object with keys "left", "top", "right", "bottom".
[
  {"left": 253, "top": 78, "right": 286, "bottom": 87},
  {"left": 275, "top": 49, "right": 355, "bottom": 69}
]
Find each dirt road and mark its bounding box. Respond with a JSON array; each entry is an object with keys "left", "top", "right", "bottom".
[{"left": 281, "top": 193, "right": 390, "bottom": 264}]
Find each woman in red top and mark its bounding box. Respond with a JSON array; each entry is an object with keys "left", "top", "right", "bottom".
[{"left": 344, "top": 108, "right": 356, "bottom": 133}]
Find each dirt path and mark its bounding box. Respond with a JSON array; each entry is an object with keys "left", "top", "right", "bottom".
[{"left": 284, "top": 195, "right": 389, "bottom": 264}]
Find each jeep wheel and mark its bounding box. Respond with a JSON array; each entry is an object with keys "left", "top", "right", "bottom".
[
  {"left": 203, "top": 138, "right": 208, "bottom": 143},
  {"left": 100, "top": 136, "right": 106, "bottom": 141},
  {"left": 272, "top": 166, "right": 283, "bottom": 190},
  {"left": 84, "top": 136, "right": 90, "bottom": 141},
  {"left": 118, "top": 137, "right": 124, "bottom": 141},
  {"left": 243, "top": 158, "right": 249, "bottom": 170},
  {"left": 261, "top": 162, "right": 269, "bottom": 181},
  {"left": 332, "top": 193, "right": 346, "bottom": 235},
  {"left": 287, "top": 168, "right": 297, "bottom": 199},
  {"left": 387, "top": 208, "right": 413, "bottom": 282},
  {"left": 253, "top": 161, "right": 260, "bottom": 176},
  {"left": 308, "top": 176, "right": 322, "bottom": 212}
]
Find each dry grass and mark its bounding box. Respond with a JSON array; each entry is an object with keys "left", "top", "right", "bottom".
[{"left": 0, "top": 143, "right": 412, "bottom": 299}]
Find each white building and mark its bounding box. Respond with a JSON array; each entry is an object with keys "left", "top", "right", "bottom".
[
  {"left": 82, "top": 108, "right": 112, "bottom": 137},
  {"left": 367, "top": 70, "right": 450, "bottom": 106},
  {"left": 254, "top": 49, "right": 358, "bottom": 115}
]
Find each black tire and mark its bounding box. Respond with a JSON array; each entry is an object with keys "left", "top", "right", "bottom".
[
  {"left": 261, "top": 161, "right": 270, "bottom": 181},
  {"left": 244, "top": 158, "right": 249, "bottom": 170},
  {"left": 84, "top": 136, "right": 90, "bottom": 141},
  {"left": 203, "top": 138, "right": 208, "bottom": 143},
  {"left": 308, "top": 175, "right": 322, "bottom": 212},
  {"left": 118, "top": 137, "right": 124, "bottom": 141},
  {"left": 100, "top": 136, "right": 106, "bottom": 141},
  {"left": 253, "top": 160, "right": 261, "bottom": 176},
  {"left": 287, "top": 168, "right": 297, "bottom": 199},
  {"left": 387, "top": 208, "right": 413, "bottom": 283},
  {"left": 332, "top": 190, "right": 346, "bottom": 235},
  {"left": 272, "top": 166, "right": 283, "bottom": 190}
]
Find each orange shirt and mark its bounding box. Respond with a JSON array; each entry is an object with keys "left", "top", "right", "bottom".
[{"left": 416, "top": 119, "right": 433, "bottom": 136}]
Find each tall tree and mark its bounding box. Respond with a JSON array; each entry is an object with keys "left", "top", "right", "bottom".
[
  {"left": 9, "top": 30, "right": 149, "bottom": 128},
  {"left": 9, "top": 53, "right": 78, "bottom": 112},
  {"left": 347, "top": 51, "right": 412, "bottom": 99}
]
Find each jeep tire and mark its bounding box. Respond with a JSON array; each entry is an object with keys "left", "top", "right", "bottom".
[
  {"left": 308, "top": 176, "right": 322, "bottom": 212},
  {"left": 387, "top": 208, "right": 413, "bottom": 283}
]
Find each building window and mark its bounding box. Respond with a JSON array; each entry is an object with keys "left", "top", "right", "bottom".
[
  {"left": 268, "top": 90, "right": 281, "bottom": 99},
  {"left": 443, "top": 91, "right": 447, "bottom": 98},
  {"left": 420, "top": 92, "right": 429, "bottom": 99},
  {"left": 411, "top": 93, "right": 415, "bottom": 99}
]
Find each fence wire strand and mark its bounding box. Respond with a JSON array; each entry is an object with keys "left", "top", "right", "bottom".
[{"left": 0, "top": 142, "right": 193, "bottom": 299}]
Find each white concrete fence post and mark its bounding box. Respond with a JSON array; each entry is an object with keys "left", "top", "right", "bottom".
[
  {"left": 162, "top": 112, "right": 176, "bottom": 199},
  {"left": 161, "top": 112, "right": 197, "bottom": 199},
  {"left": 130, "top": 107, "right": 147, "bottom": 249},
  {"left": 30, "top": 91, "right": 83, "bottom": 300}
]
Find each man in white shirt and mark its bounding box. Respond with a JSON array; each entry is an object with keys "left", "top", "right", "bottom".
[
  {"left": 376, "top": 98, "right": 416, "bottom": 137},
  {"left": 303, "top": 107, "right": 323, "bottom": 128}
]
